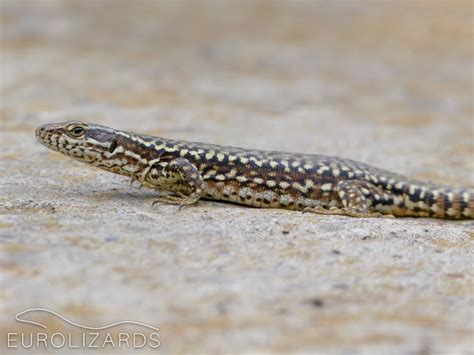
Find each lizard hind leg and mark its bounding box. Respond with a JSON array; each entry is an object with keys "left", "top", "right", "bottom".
[
  {"left": 304, "top": 180, "right": 392, "bottom": 218},
  {"left": 336, "top": 180, "right": 395, "bottom": 218}
]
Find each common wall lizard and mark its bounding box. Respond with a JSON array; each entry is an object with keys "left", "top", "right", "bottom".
[{"left": 36, "top": 121, "right": 473, "bottom": 219}]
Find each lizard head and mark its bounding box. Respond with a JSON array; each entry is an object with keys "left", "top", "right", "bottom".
[
  {"left": 35, "top": 121, "right": 158, "bottom": 179},
  {"left": 35, "top": 121, "right": 118, "bottom": 163}
]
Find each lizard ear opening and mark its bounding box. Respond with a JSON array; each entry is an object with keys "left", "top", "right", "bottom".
[{"left": 108, "top": 139, "right": 118, "bottom": 153}]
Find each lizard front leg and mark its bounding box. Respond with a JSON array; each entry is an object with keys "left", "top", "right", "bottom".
[{"left": 145, "top": 158, "right": 204, "bottom": 208}]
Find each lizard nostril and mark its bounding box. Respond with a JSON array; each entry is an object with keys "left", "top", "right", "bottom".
[{"left": 36, "top": 125, "right": 48, "bottom": 136}]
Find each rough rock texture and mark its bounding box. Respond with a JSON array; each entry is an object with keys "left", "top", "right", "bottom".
[{"left": 1, "top": 1, "right": 473, "bottom": 353}]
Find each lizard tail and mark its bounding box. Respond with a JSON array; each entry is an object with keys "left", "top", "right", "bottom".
[{"left": 399, "top": 185, "right": 473, "bottom": 219}]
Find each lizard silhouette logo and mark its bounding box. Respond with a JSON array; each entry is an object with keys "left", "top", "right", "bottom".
[{"left": 7, "top": 308, "right": 161, "bottom": 350}]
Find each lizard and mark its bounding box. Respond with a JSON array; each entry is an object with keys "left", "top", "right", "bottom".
[{"left": 35, "top": 121, "right": 473, "bottom": 219}]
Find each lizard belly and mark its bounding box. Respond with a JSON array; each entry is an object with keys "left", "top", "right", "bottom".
[{"left": 202, "top": 179, "right": 342, "bottom": 210}]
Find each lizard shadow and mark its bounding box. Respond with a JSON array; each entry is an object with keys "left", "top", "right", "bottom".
[{"left": 81, "top": 188, "right": 248, "bottom": 210}]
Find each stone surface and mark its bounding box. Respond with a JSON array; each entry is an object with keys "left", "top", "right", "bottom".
[{"left": 0, "top": 1, "right": 473, "bottom": 353}]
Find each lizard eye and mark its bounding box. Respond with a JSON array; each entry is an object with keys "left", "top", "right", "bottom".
[{"left": 68, "top": 125, "right": 86, "bottom": 137}]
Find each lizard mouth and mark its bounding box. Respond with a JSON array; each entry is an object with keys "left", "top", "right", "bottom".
[
  {"left": 35, "top": 125, "right": 59, "bottom": 152},
  {"left": 35, "top": 124, "right": 47, "bottom": 141},
  {"left": 36, "top": 125, "right": 54, "bottom": 149}
]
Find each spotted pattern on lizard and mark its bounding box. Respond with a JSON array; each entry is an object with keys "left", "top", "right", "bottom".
[{"left": 35, "top": 121, "right": 474, "bottom": 219}]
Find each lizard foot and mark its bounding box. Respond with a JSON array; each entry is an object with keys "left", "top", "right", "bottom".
[
  {"left": 303, "top": 206, "right": 392, "bottom": 218},
  {"left": 152, "top": 191, "right": 201, "bottom": 210}
]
